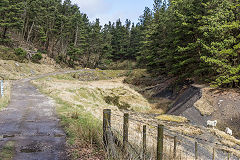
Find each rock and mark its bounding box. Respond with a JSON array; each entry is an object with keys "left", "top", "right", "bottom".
[
  {"left": 30, "top": 70, "right": 36, "bottom": 75},
  {"left": 15, "top": 63, "right": 20, "bottom": 67}
]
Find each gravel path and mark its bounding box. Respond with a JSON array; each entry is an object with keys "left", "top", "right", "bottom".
[{"left": 0, "top": 71, "right": 79, "bottom": 160}]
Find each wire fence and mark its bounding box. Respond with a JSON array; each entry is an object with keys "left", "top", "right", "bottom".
[{"left": 102, "top": 109, "right": 240, "bottom": 160}]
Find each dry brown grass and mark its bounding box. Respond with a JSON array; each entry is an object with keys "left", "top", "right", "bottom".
[
  {"left": 33, "top": 75, "right": 187, "bottom": 159},
  {"left": 210, "top": 128, "right": 240, "bottom": 146},
  {"left": 170, "top": 125, "right": 203, "bottom": 136},
  {"left": 32, "top": 77, "right": 151, "bottom": 114},
  {"left": 33, "top": 71, "right": 240, "bottom": 160},
  {"left": 155, "top": 115, "right": 188, "bottom": 123},
  {"left": 0, "top": 59, "right": 60, "bottom": 80}
]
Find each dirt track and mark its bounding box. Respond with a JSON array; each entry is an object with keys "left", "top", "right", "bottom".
[
  {"left": 0, "top": 70, "right": 87, "bottom": 160},
  {"left": 0, "top": 80, "right": 67, "bottom": 159}
]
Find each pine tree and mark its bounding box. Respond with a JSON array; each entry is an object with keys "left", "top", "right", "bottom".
[
  {"left": 200, "top": 0, "right": 240, "bottom": 87},
  {"left": 128, "top": 23, "right": 141, "bottom": 60},
  {"left": 0, "top": 0, "right": 23, "bottom": 41},
  {"left": 137, "top": 7, "right": 153, "bottom": 67},
  {"left": 111, "top": 19, "right": 131, "bottom": 61}
]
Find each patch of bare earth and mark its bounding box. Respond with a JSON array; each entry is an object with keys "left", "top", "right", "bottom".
[
  {"left": 194, "top": 87, "right": 240, "bottom": 139},
  {"left": 194, "top": 87, "right": 215, "bottom": 116}
]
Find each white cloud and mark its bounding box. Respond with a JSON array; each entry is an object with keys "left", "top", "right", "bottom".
[{"left": 71, "top": 0, "right": 112, "bottom": 18}]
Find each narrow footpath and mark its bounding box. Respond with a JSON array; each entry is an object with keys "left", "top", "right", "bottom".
[{"left": 0, "top": 76, "right": 68, "bottom": 160}]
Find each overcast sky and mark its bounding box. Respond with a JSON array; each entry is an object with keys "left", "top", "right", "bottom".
[{"left": 70, "top": 0, "right": 153, "bottom": 25}]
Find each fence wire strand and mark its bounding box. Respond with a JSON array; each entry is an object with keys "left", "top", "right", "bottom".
[{"left": 104, "top": 111, "right": 239, "bottom": 160}]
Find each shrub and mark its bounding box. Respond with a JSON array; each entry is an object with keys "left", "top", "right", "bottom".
[
  {"left": 37, "top": 49, "right": 47, "bottom": 54},
  {"left": 31, "top": 53, "right": 42, "bottom": 63},
  {"left": 14, "top": 48, "right": 27, "bottom": 58}
]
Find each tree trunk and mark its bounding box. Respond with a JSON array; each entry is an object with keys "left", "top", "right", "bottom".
[
  {"left": 2, "top": 27, "right": 8, "bottom": 38},
  {"left": 23, "top": 18, "right": 29, "bottom": 39},
  {"left": 45, "top": 37, "right": 50, "bottom": 53},
  {"left": 74, "top": 24, "right": 79, "bottom": 46},
  {"left": 27, "top": 21, "right": 34, "bottom": 42}
]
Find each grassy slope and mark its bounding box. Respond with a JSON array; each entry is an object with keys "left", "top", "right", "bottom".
[
  {"left": 0, "top": 141, "right": 16, "bottom": 160},
  {"left": 0, "top": 59, "right": 59, "bottom": 80},
  {"left": 31, "top": 71, "right": 145, "bottom": 159},
  {"left": 31, "top": 70, "right": 200, "bottom": 159},
  {"left": 0, "top": 45, "right": 61, "bottom": 80}
]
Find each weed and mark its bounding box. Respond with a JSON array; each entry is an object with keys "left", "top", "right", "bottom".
[
  {"left": 0, "top": 141, "right": 15, "bottom": 160},
  {"left": 71, "top": 111, "right": 79, "bottom": 119},
  {"left": 104, "top": 95, "right": 131, "bottom": 110},
  {"left": 31, "top": 53, "right": 42, "bottom": 63}
]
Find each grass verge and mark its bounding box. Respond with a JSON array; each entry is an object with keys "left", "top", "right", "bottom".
[
  {"left": 0, "top": 141, "right": 15, "bottom": 160},
  {"left": 32, "top": 81, "right": 106, "bottom": 159}
]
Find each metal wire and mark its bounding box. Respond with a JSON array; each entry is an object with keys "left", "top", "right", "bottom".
[
  {"left": 111, "top": 112, "right": 240, "bottom": 151},
  {"left": 108, "top": 111, "right": 240, "bottom": 160}
]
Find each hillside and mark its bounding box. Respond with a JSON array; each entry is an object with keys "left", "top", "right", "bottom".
[
  {"left": 0, "top": 46, "right": 64, "bottom": 80},
  {"left": 0, "top": 0, "right": 239, "bottom": 159},
  {"left": 30, "top": 70, "right": 240, "bottom": 159},
  {"left": 0, "top": 45, "right": 239, "bottom": 159},
  {"left": 124, "top": 70, "right": 240, "bottom": 139}
]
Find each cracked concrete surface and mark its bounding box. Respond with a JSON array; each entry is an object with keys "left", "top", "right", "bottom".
[{"left": 0, "top": 78, "right": 67, "bottom": 160}]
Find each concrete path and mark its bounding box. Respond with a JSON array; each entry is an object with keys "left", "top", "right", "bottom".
[{"left": 0, "top": 73, "right": 72, "bottom": 160}]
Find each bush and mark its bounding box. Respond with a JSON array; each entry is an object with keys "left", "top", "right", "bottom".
[
  {"left": 37, "top": 49, "right": 47, "bottom": 54},
  {"left": 14, "top": 48, "right": 27, "bottom": 62},
  {"left": 14, "top": 48, "right": 27, "bottom": 58},
  {"left": 31, "top": 53, "right": 42, "bottom": 63}
]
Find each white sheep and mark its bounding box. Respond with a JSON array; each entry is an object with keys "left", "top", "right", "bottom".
[
  {"left": 207, "top": 120, "right": 217, "bottom": 127},
  {"left": 225, "top": 127, "right": 232, "bottom": 136}
]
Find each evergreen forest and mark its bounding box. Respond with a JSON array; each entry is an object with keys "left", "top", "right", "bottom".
[{"left": 0, "top": 0, "right": 240, "bottom": 87}]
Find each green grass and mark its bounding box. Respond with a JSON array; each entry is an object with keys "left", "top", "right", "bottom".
[
  {"left": 0, "top": 141, "right": 15, "bottom": 160},
  {"left": 0, "top": 97, "right": 10, "bottom": 110},
  {"left": 56, "top": 97, "right": 102, "bottom": 145}
]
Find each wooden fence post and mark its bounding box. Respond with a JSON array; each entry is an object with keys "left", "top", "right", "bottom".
[
  {"left": 212, "top": 148, "right": 215, "bottom": 160},
  {"left": 123, "top": 113, "right": 129, "bottom": 150},
  {"left": 195, "top": 141, "right": 198, "bottom": 160},
  {"left": 180, "top": 150, "right": 182, "bottom": 160},
  {"left": 103, "top": 109, "right": 111, "bottom": 149},
  {"left": 143, "top": 125, "right": 146, "bottom": 160},
  {"left": 157, "top": 124, "right": 164, "bottom": 160},
  {"left": 173, "top": 136, "right": 177, "bottom": 159}
]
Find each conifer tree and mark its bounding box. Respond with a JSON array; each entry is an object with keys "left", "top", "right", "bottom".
[
  {"left": 0, "top": 0, "right": 23, "bottom": 40},
  {"left": 201, "top": 0, "right": 240, "bottom": 87}
]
